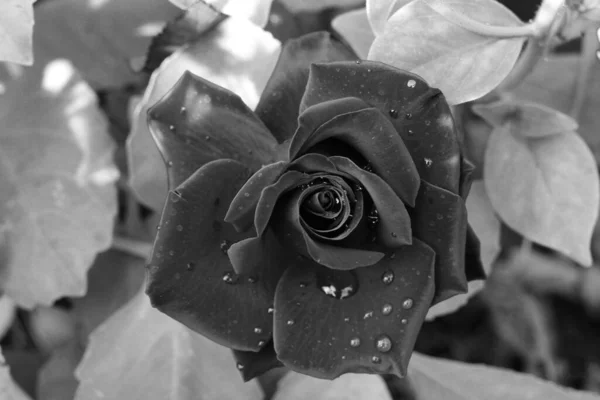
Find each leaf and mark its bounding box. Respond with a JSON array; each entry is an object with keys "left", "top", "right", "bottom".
[
  {"left": 0, "top": 60, "right": 119, "bottom": 308},
  {"left": 74, "top": 290, "right": 264, "bottom": 400},
  {"left": 513, "top": 55, "right": 600, "bottom": 161},
  {"left": 0, "top": 348, "right": 32, "bottom": 400},
  {"left": 366, "top": 0, "right": 412, "bottom": 36},
  {"left": 0, "top": 0, "right": 34, "bottom": 65},
  {"left": 426, "top": 181, "right": 499, "bottom": 320},
  {"left": 409, "top": 352, "right": 600, "bottom": 399},
  {"left": 272, "top": 372, "right": 392, "bottom": 400},
  {"left": 170, "top": 0, "right": 274, "bottom": 28},
  {"left": 331, "top": 8, "right": 375, "bottom": 59},
  {"left": 368, "top": 0, "right": 525, "bottom": 105},
  {"left": 33, "top": 0, "right": 181, "bottom": 88},
  {"left": 71, "top": 249, "right": 146, "bottom": 341},
  {"left": 278, "top": 0, "right": 364, "bottom": 13},
  {"left": 127, "top": 17, "right": 280, "bottom": 211},
  {"left": 483, "top": 105, "right": 599, "bottom": 266}
]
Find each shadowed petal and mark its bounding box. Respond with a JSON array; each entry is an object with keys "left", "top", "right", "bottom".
[
  {"left": 148, "top": 71, "right": 279, "bottom": 191},
  {"left": 255, "top": 32, "right": 356, "bottom": 143},
  {"left": 273, "top": 239, "right": 435, "bottom": 379},
  {"left": 290, "top": 107, "right": 420, "bottom": 206},
  {"left": 225, "top": 161, "right": 288, "bottom": 232},
  {"left": 411, "top": 181, "right": 468, "bottom": 304},
  {"left": 147, "top": 160, "right": 279, "bottom": 352},
  {"left": 300, "top": 61, "right": 461, "bottom": 194},
  {"left": 233, "top": 341, "right": 284, "bottom": 382}
]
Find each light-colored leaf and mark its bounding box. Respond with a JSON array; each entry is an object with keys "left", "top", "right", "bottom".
[
  {"left": 332, "top": 8, "right": 375, "bottom": 59},
  {"left": 74, "top": 290, "right": 263, "bottom": 400},
  {"left": 484, "top": 112, "right": 599, "bottom": 265},
  {"left": 368, "top": 0, "right": 524, "bottom": 105},
  {"left": 0, "top": 0, "right": 34, "bottom": 65},
  {"left": 426, "top": 181, "right": 499, "bottom": 320},
  {"left": 33, "top": 0, "right": 181, "bottom": 88},
  {"left": 272, "top": 371, "right": 392, "bottom": 400},
  {"left": 278, "top": 0, "right": 364, "bottom": 13},
  {"left": 127, "top": 17, "right": 280, "bottom": 211},
  {"left": 37, "top": 342, "right": 83, "bottom": 400},
  {"left": 170, "top": 0, "right": 274, "bottom": 28},
  {"left": 409, "top": 352, "right": 600, "bottom": 399},
  {"left": 366, "top": 0, "right": 411, "bottom": 36},
  {"left": 513, "top": 55, "right": 600, "bottom": 160},
  {"left": 0, "top": 348, "right": 32, "bottom": 400},
  {"left": 0, "top": 60, "right": 119, "bottom": 308}
]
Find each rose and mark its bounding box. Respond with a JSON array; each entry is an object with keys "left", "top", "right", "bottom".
[{"left": 146, "top": 31, "right": 483, "bottom": 380}]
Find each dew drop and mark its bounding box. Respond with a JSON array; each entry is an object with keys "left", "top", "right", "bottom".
[
  {"left": 402, "top": 298, "right": 414, "bottom": 309},
  {"left": 401, "top": 318, "right": 408, "bottom": 324},
  {"left": 375, "top": 335, "right": 393, "bottom": 353},
  {"left": 169, "top": 125, "right": 175, "bottom": 131},
  {"left": 186, "top": 262, "right": 194, "bottom": 271},
  {"left": 318, "top": 270, "right": 358, "bottom": 300},
  {"left": 425, "top": 120, "right": 431, "bottom": 126},
  {"left": 382, "top": 304, "right": 393, "bottom": 315},
  {"left": 382, "top": 271, "right": 394, "bottom": 285},
  {"left": 222, "top": 272, "right": 236, "bottom": 284},
  {"left": 408, "top": 130, "right": 414, "bottom": 136},
  {"left": 363, "top": 311, "right": 374, "bottom": 319},
  {"left": 244, "top": 192, "right": 250, "bottom": 197},
  {"left": 424, "top": 158, "right": 433, "bottom": 168},
  {"left": 236, "top": 363, "right": 244, "bottom": 370},
  {"left": 407, "top": 79, "right": 416, "bottom": 88},
  {"left": 205, "top": 136, "right": 211, "bottom": 141},
  {"left": 254, "top": 327, "right": 262, "bottom": 334},
  {"left": 391, "top": 232, "right": 397, "bottom": 238},
  {"left": 344, "top": 317, "right": 350, "bottom": 322},
  {"left": 220, "top": 240, "right": 231, "bottom": 254},
  {"left": 405, "top": 113, "right": 412, "bottom": 119},
  {"left": 267, "top": 307, "right": 274, "bottom": 314},
  {"left": 350, "top": 338, "right": 361, "bottom": 347},
  {"left": 372, "top": 356, "right": 382, "bottom": 364},
  {"left": 436, "top": 213, "right": 443, "bottom": 220},
  {"left": 388, "top": 108, "right": 399, "bottom": 119},
  {"left": 168, "top": 250, "right": 175, "bottom": 256},
  {"left": 167, "top": 161, "right": 173, "bottom": 167},
  {"left": 258, "top": 340, "right": 266, "bottom": 347},
  {"left": 176, "top": 225, "right": 183, "bottom": 232},
  {"left": 287, "top": 320, "right": 295, "bottom": 326},
  {"left": 355, "top": 60, "right": 361, "bottom": 64},
  {"left": 248, "top": 276, "right": 257, "bottom": 283},
  {"left": 180, "top": 106, "right": 186, "bottom": 114}
]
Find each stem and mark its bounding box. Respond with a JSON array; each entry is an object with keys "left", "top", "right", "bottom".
[
  {"left": 569, "top": 23, "right": 600, "bottom": 119},
  {"left": 112, "top": 236, "right": 153, "bottom": 260},
  {"left": 497, "top": 38, "right": 544, "bottom": 92}
]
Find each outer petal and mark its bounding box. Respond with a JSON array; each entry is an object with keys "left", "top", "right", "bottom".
[
  {"left": 147, "top": 160, "right": 277, "bottom": 352},
  {"left": 233, "top": 342, "right": 284, "bottom": 382},
  {"left": 225, "top": 161, "right": 288, "bottom": 232},
  {"left": 300, "top": 61, "right": 462, "bottom": 194},
  {"left": 148, "top": 72, "right": 279, "bottom": 191},
  {"left": 290, "top": 107, "right": 420, "bottom": 206},
  {"left": 411, "top": 181, "right": 468, "bottom": 304},
  {"left": 273, "top": 239, "right": 435, "bottom": 379},
  {"left": 255, "top": 32, "right": 356, "bottom": 143}
]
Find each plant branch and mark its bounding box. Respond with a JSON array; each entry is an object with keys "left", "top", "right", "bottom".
[{"left": 570, "top": 23, "right": 600, "bottom": 119}]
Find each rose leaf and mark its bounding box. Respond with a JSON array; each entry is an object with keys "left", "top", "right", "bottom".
[
  {"left": 74, "top": 290, "right": 264, "bottom": 400},
  {"left": 272, "top": 372, "right": 392, "bottom": 400},
  {"left": 409, "top": 352, "right": 600, "bottom": 400},
  {"left": 331, "top": 9, "right": 375, "bottom": 59},
  {"left": 127, "top": 17, "right": 281, "bottom": 211},
  {"left": 0, "top": 0, "right": 34, "bottom": 65},
  {"left": 368, "top": 0, "right": 525, "bottom": 105},
  {"left": 366, "top": 0, "right": 412, "bottom": 36},
  {"left": 484, "top": 113, "right": 599, "bottom": 266},
  {"left": 0, "top": 60, "right": 119, "bottom": 308}
]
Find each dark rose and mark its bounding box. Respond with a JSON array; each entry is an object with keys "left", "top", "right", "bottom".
[{"left": 146, "top": 32, "right": 483, "bottom": 381}]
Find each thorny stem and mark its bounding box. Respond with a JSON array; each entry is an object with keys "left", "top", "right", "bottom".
[{"left": 569, "top": 23, "right": 600, "bottom": 119}]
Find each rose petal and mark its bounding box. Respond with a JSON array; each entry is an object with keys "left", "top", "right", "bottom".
[
  {"left": 279, "top": 189, "right": 385, "bottom": 269},
  {"left": 300, "top": 61, "right": 462, "bottom": 194},
  {"left": 255, "top": 32, "right": 356, "bottom": 143},
  {"left": 330, "top": 156, "right": 412, "bottom": 248},
  {"left": 233, "top": 341, "right": 283, "bottom": 382},
  {"left": 227, "top": 229, "right": 288, "bottom": 278},
  {"left": 411, "top": 181, "right": 468, "bottom": 304},
  {"left": 290, "top": 105, "right": 420, "bottom": 206},
  {"left": 273, "top": 239, "right": 435, "bottom": 379},
  {"left": 148, "top": 72, "right": 279, "bottom": 193},
  {"left": 147, "top": 160, "right": 278, "bottom": 352},
  {"left": 225, "top": 161, "right": 288, "bottom": 232}
]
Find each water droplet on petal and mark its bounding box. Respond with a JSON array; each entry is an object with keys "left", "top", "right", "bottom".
[
  {"left": 222, "top": 272, "right": 236, "bottom": 284},
  {"left": 382, "top": 271, "right": 394, "bottom": 285},
  {"left": 176, "top": 225, "right": 183, "bottom": 231},
  {"left": 389, "top": 108, "right": 399, "bottom": 119},
  {"left": 425, "top": 120, "right": 431, "bottom": 126},
  {"left": 363, "top": 311, "right": 374, "bottom": 319},
  {"left": 407, "top": 79, "right": 416, "bottom": 88},
  {"left": 355, "top": 60, "right": 361, "bottom": 64},
  {"left": 186, "top": 262, "right": 194, "bottom": 271},
  {"left": 248, "top": 276, "right": 257, "bottom": 283},
  {"left": 402, "top": 298, "right": 414, "bottom": 309},
  {"left": 382, "top": 304, "right": 393, "bottom": 315},
  {"left": 318, "top": 270, "right": 358, "bottom": 299},
  {"left": 180, "top": 106, "right": 186, "bottom": 114},
  {"left": 254, "top": 327, "right": 262, "bottom": 334},
  {"left": 236, "top": 363, "right": 244, "bottom": 370},
  {"left": 391, "top": 232, "right": 397, "bottom": 238},
  {"left": 405, "top": 113, "right": 412, "bottom": 119},
  {"left": 424, "top": 158, "right": 433, "bottom": 168},
  {"left": 287, "top": 319, "right": 295, "bottom": 326},
  {"left": 344, "top": 317, "right": 350, "bottom": 322},
  {"left": 401, "top": 318, "right": 408, "bottom": 324},
  {"left": 169, "top": 125, "right": 175, "bottom": 131},
  {"left": 244, "top": 192, "right": 250, "bottom": 197},
  {"left": 220, "top": 240, "right": 231, "bottom": 253},
  {"left": 267, "top": 307, "right": 274, "bottom": 314},
  {"left": 372, "top": 356, "right": 382, "bottom": 364},
  {"left": 350, "top": 338, "right": 361, "bottom": 347},
  {"left": 258, "top": 340, "right": 265, "bottom": 347},
  {"left": 375, "top": 335, "right": 392, "bottom": 353}
]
